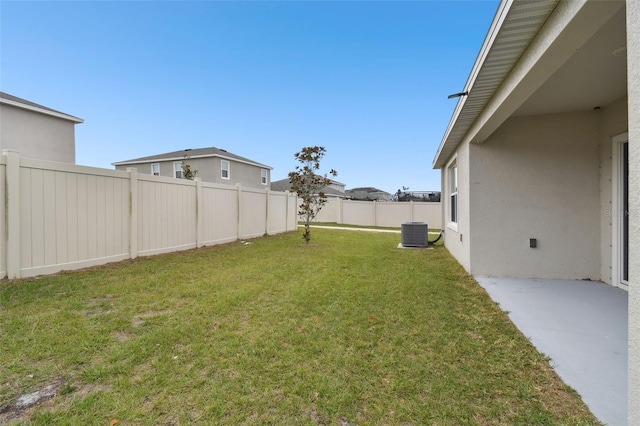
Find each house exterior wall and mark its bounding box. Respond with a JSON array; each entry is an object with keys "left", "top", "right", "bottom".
[
  {"left": 0, "top": 103, "right": 76, "bottom": 163},
  {"left": 468, "top": 111, "right": 602, "bottom": 279},
  {"left": 116, "top": 156, "right": 270, "bottom": 189},
  {"left": 443, "top": 141, "right": 471, "bottom": 272},
  {"left": 627, "top": 1, "right": 640, "bottom": 422}
]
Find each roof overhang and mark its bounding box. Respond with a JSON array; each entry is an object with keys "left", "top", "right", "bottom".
[
  {"left": 0, "top": 95, "right": 84, "bottom": 124},
  {"left": 433, "top": 0, "right": 626, "bottom": 169}
]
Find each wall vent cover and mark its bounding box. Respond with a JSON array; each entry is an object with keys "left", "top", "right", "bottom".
[{"left": 401, "top": 222, "right": 428, "bottom": 247}]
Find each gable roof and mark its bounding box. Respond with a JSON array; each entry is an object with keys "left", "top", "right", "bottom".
[
  {"left": 112, "top": 147, "right": 272, "bottom": 169},
  {"left": 0, "top": 92, "right": 84, "bottom": 123}
]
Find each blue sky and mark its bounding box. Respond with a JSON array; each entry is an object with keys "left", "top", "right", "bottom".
[{"left": 1, "top": 0, "right": 498, "bottom": 194}]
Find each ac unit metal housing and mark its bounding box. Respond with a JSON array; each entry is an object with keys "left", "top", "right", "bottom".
[{"left": 401, "top": 222, "right": 428, "bottom": 247}]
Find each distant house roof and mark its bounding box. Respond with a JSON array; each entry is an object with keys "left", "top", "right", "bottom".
[
  {"left": 112, "top": 147, "right": 272, "bottom": 169},
  {"left": 0, "top": 92, "right": 84, "bottom": 123},
  {"left": 271, "top": 177, "right": 347, "bottom": 198},
  {"left": 346, "top": 187, "right": 391, "bottom": 201},
  {"left": 347, "top": 187, "right": 390, "bottom": 194}
]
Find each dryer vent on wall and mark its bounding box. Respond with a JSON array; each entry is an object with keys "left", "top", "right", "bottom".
[{"left": 401, "top": 222, "right": 428, "bottom": 247}]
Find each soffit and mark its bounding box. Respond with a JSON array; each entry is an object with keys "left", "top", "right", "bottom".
[
  {"left": 433, "top": 0, "right": 559, "bottom": 168},
  {"left": 514, "top": 6, "right": 627, "bottom": 116}
]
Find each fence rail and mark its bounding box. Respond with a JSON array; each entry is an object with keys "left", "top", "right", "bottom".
[{"left": 1, "top": 150, "right": 298, "bottom": 279}]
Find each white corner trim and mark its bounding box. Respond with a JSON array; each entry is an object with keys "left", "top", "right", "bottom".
[{"left": 611, "top": 132, "right": 629, "bottom": 290}]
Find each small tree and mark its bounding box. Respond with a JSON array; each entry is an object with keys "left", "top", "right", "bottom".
[
  {"left": 288, "top": 146, "right": 337, "bottom": 243},
  {"left": 181, "top": 155, "right": 198, "bottom": 180}
]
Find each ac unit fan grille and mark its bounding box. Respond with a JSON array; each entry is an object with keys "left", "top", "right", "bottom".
[{"left": 401, "top": 222, "right": 428, "bottom": 247}]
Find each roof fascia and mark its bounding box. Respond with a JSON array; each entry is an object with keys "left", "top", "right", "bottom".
[{"left": 0, "top": 97, "right": 84, "bottom": 124}]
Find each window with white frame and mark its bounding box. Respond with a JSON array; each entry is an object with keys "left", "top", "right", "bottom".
[
  {"left": 261, "top": 168, "right": 268, "bottom": 185},
  {"left": 449, "top": 161, "right": 458, "bottom": 224},
  {"left": 151, "top": 163, "right": 160, "bottom": 176},
  {"left": 173, "top": 161, "right": 183, "bottom": 179},
  {"left": 221, "top": 160, "right": 230, "bottom": 179}
]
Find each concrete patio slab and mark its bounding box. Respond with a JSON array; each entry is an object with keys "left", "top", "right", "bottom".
[{"left": 475, "top": 277, "right": 628, "bottom": 426}]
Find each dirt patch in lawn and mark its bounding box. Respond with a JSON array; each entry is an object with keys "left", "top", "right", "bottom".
[
  {"left": 0, "top": 380, "right": 112, "bottom": 424},
  {"left": 132, "top": 309, "right": 172, "bottom": 326},
  {"left": 0, "top": 378, "right": 65, "bottom": 423}
]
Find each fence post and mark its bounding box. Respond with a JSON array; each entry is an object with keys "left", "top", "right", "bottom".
[
  {"left": 410, "top": 201, "right": 414, "bottom": 222},
  {"left": 4, "top": 150, "right": 21, "bottom": 279},
  {"left": 195, "top": 177, "right": 203, "bottom": 248},
  {"left": 373, "top": 201, "right": 378, "bottom": 227},
  {"left": 264, "top": 188, "right": 270, "bottom": 236},
  {"left": 127, "top": 168, "right": 138, "bottom": 259},
  {"left": 285, "top": 191, "right": 290, "bottom": 231},
  {"left": 337, "top": 198, "right": 343, "bottom": 224},
  {"left": 236, "top": 184, "right": 242, "bottom": 240}
]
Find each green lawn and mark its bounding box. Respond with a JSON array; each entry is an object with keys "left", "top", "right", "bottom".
[{"left": 0, "top": 229, "right": 599, "bottom": 425}]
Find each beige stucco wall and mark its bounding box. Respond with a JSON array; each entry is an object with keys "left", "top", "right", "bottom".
[
  {"left": 0, "top": 103, "right": 76, "bottom": 163},
  {"left": 442, "top": 141, "right": 471, "bottom": 272},
  {"left": 116, "top": 157, "right": 270, "bottom": 189},
  {"left": 468, "top": 111, "right": 604, "bottom": 279},
  {"left": 626, "top": 1, "right": 639, "bottom": 423}
]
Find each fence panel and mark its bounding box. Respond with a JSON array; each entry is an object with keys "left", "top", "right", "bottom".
[
  {"left": 267, "top": 191, "right": 291, "bottom": 234},
  {"left": 137, "top": 175, "right": 197, "bottom": 256},
  {"left": 17, "top": 159, "right": 130, "bottom": 278},
  {"left": 201, "top": 183, "right": 239, "bottom": 245},
  {"left": 240, "top": 187, "right": 267, "bottom": 239},
  {"left": 411, "top": 203, "right": 443, "bottom": 229},
  {"left": 310, "top": 198, "right": 338, "bottom": 222},
  {"left": 375, "top": 202, "right": 412, "bottom": 227},
  {"left": 0, "top": 164, "right": 5, "bottom": 277},
  {"left": 342, "top": 200, "right": 375, "bottom": 226},
  {"left": 306, "top": 198, "right": 442, "bottom": 229},
  {"left": 287, "top": 193, "right": 298, "bottom": 230}
]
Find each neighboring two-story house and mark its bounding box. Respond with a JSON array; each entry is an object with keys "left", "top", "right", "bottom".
[
  {"left": 0, "top": 92, "right": 83, "bottom": 163},
  {"left": 112, "top": 147, "right": 272, "bottom": 189}
]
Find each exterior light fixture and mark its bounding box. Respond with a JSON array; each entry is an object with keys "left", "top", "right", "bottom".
[{"left": 448, "top": 91, "right": 469, "bottom": 99}]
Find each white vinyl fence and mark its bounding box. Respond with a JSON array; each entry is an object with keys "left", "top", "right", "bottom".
[
  {"left": 312, "top": 198, "right": 442, "bottom": 229},
  {"left": 1, "top": 151, "right": 298, "bottom": 279}
]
